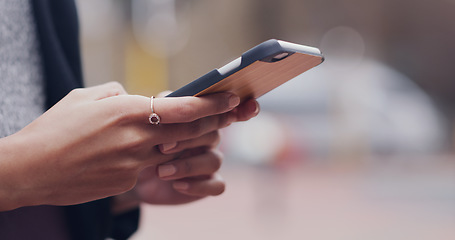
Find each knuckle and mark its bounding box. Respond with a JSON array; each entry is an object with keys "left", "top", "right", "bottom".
[
  {"left": 105, "top": 81, "right": 126, "bottom": 95},
  {"left": 106, "top": 81, "right": 123, "bottom": 89},
  {"left": 107, "top": 98, "right": 136, "bottom": 124},
  {"left": 210, "top": 130, "right": 221, "bottom": 140},
  {"left": 176, "top": 100, "right": 198, "bottom": 121},
  {"left": 210, "top": 151, "right": 223, "bottom": 171},
  {"left": 119, "top": 129, "right": 147, "bottom": 155},
  {"left": 217, "top": 113, "right": 231, "bottom": 129},
  {"left": 123, "top": 139, "right": 144, "bottom": 155},
  {"left": 216, "top": 99, "right": 230, "bottom": 113},
  {"left": 204, "top": 150, "right": 223, "bottom": 172},
  {"left": 68, "top": 88, "right": 86, "bottom": 98},
  {"left": 204, "top": 93, "right": 230, "bottom": 113},
  {"left": 186, "top": 120, "right": 204, "bottom": 138},
  {"left": 211, "top": 131, "right": 221, "bottom": 147},
  {"left": 182, "top": 159, "right": 193, "bottom": 174}
]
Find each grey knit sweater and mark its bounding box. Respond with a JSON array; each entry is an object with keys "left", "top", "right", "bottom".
[{"left": 0, "top": 0, "right": 45, "bottom": 138}]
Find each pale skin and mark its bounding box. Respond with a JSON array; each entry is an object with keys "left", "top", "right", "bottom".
[{"left": 0, "top": 82, "right": 260, "bottom": 212}]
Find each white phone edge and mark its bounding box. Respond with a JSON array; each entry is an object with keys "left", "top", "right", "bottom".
[{"left": 217, "top": 40, "right": 321, "bottom": 76}]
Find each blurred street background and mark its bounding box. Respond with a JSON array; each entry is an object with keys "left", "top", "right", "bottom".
[{"left": 75, "top": 0, "right": 455, "bottom": 239}]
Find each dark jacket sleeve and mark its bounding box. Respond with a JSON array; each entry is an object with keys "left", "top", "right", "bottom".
[
  {"left": 31, "top": 1, "right": 139, "bottom": 239},
  {"left": 31, "top": 0, "right": 83, "bottom": 108}
]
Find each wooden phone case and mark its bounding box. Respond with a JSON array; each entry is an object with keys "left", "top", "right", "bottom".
[
  {"left": 167, "top": 39, "right": 324, "bottom": 102},
  {"left": 195, "top": 53, "right": 323, "bottom": 102}
]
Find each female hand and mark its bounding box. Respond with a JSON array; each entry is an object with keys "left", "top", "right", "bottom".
[
  {"left": 131, "top": 147, "right": 225, "bottom": 206},
  {"left": 0, "top": 82, "right": 246, "bottom": 211},
  {"left": 112, "top": 97, "right": 260, "bottom": 212}
]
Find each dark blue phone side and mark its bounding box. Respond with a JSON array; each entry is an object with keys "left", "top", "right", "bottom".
[{"left": 166, "top": 39, "right": 283, "bottom": 97}]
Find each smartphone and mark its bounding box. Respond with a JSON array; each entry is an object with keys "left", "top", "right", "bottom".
[{"left": 166, "top": 39, "right": 324, "bottom": 102}]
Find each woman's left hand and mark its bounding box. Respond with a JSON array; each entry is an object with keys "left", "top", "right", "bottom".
[{"left": 134, "top": 145, "right": 225, "bottom": 205}]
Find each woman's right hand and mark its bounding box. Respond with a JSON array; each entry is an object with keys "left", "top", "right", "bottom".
[{"left": 0, "top": 82, "right": 241, "bottom": 211}]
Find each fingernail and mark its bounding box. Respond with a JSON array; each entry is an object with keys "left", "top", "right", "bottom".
[
  {"left": 160, "top": 142, "right": 177, "bottom": 153},
  {"left": 173, "top": 181, "right": 189, "bottom": 191},
  {"left": 248, "top": 100, "right": 259, "bottom": 116},
  {"left": 228, "top": 94, "right": 240, "bottom": 108},
  {"left": 158, "top": 164, "right": 177, "bottom": 178}
]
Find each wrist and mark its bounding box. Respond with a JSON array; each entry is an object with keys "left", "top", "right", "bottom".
[
  {"left": 0, "top": 135, "right": 23, "bottom": 210},
  {"left": 0, "top": 133, "right": 43, "bottom": 211}
]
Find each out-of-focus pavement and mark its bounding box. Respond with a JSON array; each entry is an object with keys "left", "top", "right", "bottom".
[{"left": 131, "top": 156, "right": 455, "bottom": 240}]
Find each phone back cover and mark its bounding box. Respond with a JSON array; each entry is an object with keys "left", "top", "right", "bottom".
[
  {"left": 196, "top": 53, "right": 322, "bottom": 102},
  {"left": 167, "top": 39, "right": 323, "bottom": 101}
]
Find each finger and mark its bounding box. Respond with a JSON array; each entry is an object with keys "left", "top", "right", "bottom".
[
  {"left": 173, "top": 173, "right": 225, "bottom": 197},
  {"left": 159, "top": 131, "right": 220, "bottom": 154},
  {"left": 155, "top": 93, "right": 240, "bottom": 123},
  {"left": 152, "top": 111, "right": 235, "bottom": 143},
  {"left": 69, "top": 82, "right": 127, "bottom": 101},
  {"left": 233, "top": 98, "right": 260, "bottom": 122},
  {"left": 97, "top": 92, "right": 240, "bottom": 124},
  {"left": 157, "top": 149, "right": 223, "bottom": 180},
  {"left": 154, "top": 99, "right": 258, "bottom": 143}
]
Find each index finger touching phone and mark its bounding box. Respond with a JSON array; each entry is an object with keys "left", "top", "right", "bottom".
[{"left": 101, "top": 93, "right": 240, "bottom": 124}]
